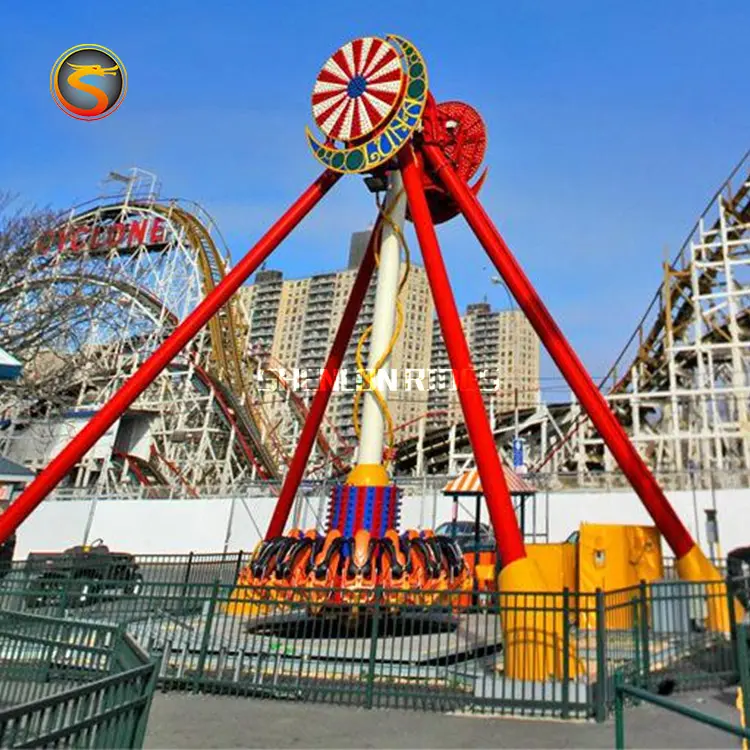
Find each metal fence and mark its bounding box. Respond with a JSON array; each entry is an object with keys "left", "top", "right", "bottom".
[
  {"left": 7, "top": 551, "right": 251, "bottom": 589},
  {"left": 613, "top": 623, "right": 750, "bottom": 749},
  {"left": 1, "top": 557, "right": 745, "bottom": 721},
  {"left": 0, "top": 612, "right": 158, "bottom": 748},
  {"left": 5, "top": 549, "right": 725, "bottom": 594}
]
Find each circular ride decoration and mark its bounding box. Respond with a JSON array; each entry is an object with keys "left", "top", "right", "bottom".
[
  {"left": 411, "top": 99, "right": 489, "bottom": 225},
  {"left": 306, "top": 35, "right": 429, "bottom": 174},
  {"left": 312, "top": 36, "right": 403, "bottom": 142},
  {"left": 436, "top": 101, "right": 487, "bottom": 184}
]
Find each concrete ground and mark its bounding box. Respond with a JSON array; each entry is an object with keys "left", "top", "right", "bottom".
[{"left": 145, "top": 688, "right": 743, "bottom": 748}]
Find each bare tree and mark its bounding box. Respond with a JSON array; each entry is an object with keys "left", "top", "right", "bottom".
[{"left": 0, "top": 193, "right": 117, "bottom": 416}]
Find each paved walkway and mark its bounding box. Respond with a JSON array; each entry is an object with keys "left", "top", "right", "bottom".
[{"left": 145, "top": 688, "right": 742, "bottom": 748}]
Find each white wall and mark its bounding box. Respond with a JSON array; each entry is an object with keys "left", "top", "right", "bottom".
[
  {"left": 10, "top": 486, "right": 750, "bottom": 560},
  {"left": 543, "top": 488, "right": 749, "bottom": 554},
  {"left": 14, "top": 501, "right": 93, "bottom": 557}
]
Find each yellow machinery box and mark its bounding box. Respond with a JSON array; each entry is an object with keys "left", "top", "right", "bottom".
[{"left": 524, "top": 523, "right": 663, "bottom": 629}]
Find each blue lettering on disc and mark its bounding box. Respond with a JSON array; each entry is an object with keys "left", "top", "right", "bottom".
[
  {"left": 394, "top": 124, "right": 410, "bottom": 140},
  {"left": 366, "top": 142, "right": 380, "bottom": 162}
]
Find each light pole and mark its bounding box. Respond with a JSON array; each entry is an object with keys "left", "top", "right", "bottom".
[{"left": 688, "top": 459, "right": 702, "bottom": 547}]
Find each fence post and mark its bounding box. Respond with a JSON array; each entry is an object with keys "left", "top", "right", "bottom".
[
  {"left": 364, "top": 586, "right": 381, "bottom": 710},
  {"left": 630, "top": 596, "right": 642, "bottom": 705},
  {"left": 562, "top": 587, "right": 570, "bottom": 720},
  {"left": 57, "top": 586, "right": 68, "bottom": 618},
  {"left": 180, "top": 551, "right": 195, "bottom": 608},
  {"left": 638, "top": 580, "right": 650, "bottom": 690},
  {"left": 738, "top": 624, "right": 750, "bottom": 739},
  {"left": 595, "top": 588, "right": 607, "bottom": 723},
  {"left": 233, "top": 551, "right": 244, "bottom": 582},
  {"left": 614, "top": 670, "right": 625, "bottom": 750},
  {"left": 728, "top": 581, "right": 738, "bottom": 647},
  {"left": 194, "top": 579, "right": 220, "bottom": 691},
  {"left": 132, "top": 653, "right": 161, "bottom": 749},
  {"left": 184, "top": 552, "right": 194, "bottom": 586}
]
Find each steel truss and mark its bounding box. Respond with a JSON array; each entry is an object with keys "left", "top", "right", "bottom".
[
  {"left": 396, "top": 151, "right": 750, "bottom": 490},
  {"left": 0, "top": 171, "right": 348, "bottom": 494}
]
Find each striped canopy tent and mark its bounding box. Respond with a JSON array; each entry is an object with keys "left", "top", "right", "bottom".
[
  {"left": 442, "top": 463, "right": 537, "bottom": 558},
  {"left": 442, "top": 465, "right": 536, "bottom": 497}
]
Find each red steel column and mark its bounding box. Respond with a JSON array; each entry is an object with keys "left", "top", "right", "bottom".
[
  {"left": 399, "top": 146, "right": 526, "bottom": 567},
  {"left": 265, "top": 217, "right": 382, "bottom": 539},
  {"left": 0, "top": 170, "right": 342, "bottom": 545},
  {"left": 423, "top": 142, "right": 695, "bottom": 558}
]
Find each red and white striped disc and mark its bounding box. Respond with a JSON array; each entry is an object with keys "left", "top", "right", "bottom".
[{"left": 312, "top": 37, "right": 404, "bottom": 142}]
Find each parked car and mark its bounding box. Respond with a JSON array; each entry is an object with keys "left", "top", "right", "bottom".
[
  {"left": 434, "top": 521, "right": 495, "bottom": 552},
  {"left": 24, "top": 538, "right": 142, "bottom": 608}
]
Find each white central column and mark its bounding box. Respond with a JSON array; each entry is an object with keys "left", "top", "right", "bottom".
[{"left": 350, "top": 169, "right": 406, "bottom": 484}]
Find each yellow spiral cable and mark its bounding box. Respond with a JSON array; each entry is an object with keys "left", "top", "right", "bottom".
[{"left": 352, "top": 187, "right": 412, "bottom": 467}]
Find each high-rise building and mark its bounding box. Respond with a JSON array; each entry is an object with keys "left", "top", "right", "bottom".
[
  {"left": 239, "top": 230, "right": 434, "bottom": 448},
  {"left": 240, "top": 233, "right": 541, "bottom": 458},
  {"left": 427, "top": 302, "right": 540, "bottom": 428}
]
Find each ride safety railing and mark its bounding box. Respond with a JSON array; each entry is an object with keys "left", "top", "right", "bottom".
[
  {"left": 0, "top": 611, "right": 158, "bottom": 749},
  {"left": 613, "top": 676, "right": 750, "bottom": 749},
  {"left": 614, "top": 623, "right": 750, "bottom": 748},
  {"left": 0, "top": 555, "right": 747, "bottom": 721}
]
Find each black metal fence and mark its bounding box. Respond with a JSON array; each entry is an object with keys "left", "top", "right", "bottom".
[{"left": 0, "top": 553, "right": 745, "bottom": 721}]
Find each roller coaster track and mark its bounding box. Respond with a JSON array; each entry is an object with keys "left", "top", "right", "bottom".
[
  {"left": 3, "top": 197, "right": 350, "bottom": 486},
  {"left": 1, "top": 271, "right": 275, "bottom": 484},
  {"left": 159, "top": 204, "right": 346, "bottom": 477},
  {"left": 151, "top": 204, "right": 281, "bottom": 478},
  {"left": 607, "top": 149, "right": 750, "bottom": 397},
  {"left": 529, "top": 149, "right": 750, "bottom": 473},
  {"left": 393, "top": 150, "right": 750, "bottom": 479}
]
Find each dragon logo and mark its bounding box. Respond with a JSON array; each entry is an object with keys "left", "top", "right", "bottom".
[{"left": 50, "top": 45, "right": 127, "bottom": 121}]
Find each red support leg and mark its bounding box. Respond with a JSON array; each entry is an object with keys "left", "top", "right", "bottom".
[
  {"left": 265, "top": 217, "right": 382, "bottom": 539},
  {"left": 421, "top": 142, "right": 697, "bottom": 560},
  {"left": 398, "top": 146, "right": 526, "bottom": 568},
  {"left": 0, "top": 170, "right": 341, "bottom": 545}
]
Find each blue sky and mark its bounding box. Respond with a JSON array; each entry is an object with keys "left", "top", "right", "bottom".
[{"left": 1, "top": 1, "right": 748, "bottom": 395}]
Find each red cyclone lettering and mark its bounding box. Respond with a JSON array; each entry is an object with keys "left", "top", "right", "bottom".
[
  {"left": 35, "top": 230, "right": 56, "bottom": 254},
  {"left": 107, "top": 222, "right": 127, "bottom": 248},
  {"left": 128, "top": 219, "right": 148, "bottom": 246},
  {"left": 56, "top": 228, "right": 69, "bottom": 252},
  {"left": 70, "top": 226, "right": 89, "bottom": 251},
  {"left": 149, "top": 218, "right": 166, "bottom": 244},
  {"left": 89, "top": 225, "right": 104, "bottom": 251}
]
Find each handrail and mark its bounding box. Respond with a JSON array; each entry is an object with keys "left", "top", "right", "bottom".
[{"left": 614, "top": 673, "right": 750, "bottom": 749}]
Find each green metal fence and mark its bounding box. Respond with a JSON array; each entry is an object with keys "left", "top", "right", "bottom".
[
  {"left": 613, "top": 675, "right": 750, "bottom": 750},
  {"left": 0, "top": 558, "right": 745, "bottom": 722},
  {"left": 0, "top": 612, "right": 158, "bottom": 749},
  {"left": 614, "top": 623, "right": 750, "bottom": 750},
  {"left": 10, "top": 550, "right": 251, "bottom": 589}
]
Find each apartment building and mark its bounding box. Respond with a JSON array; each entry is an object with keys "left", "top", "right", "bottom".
[
  {"left": 427, "top": 302, "right": 540, "bottom": 428},
  {"left": 240, "top": 232, "right": 540, "bottom": 453},
  {"left": 239, "top": 230, "right": 434, "bottom": 447}
]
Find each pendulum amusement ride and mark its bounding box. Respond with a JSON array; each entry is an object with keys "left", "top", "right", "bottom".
[{"left": 0, "top": 35, "right": 736, "bottom": 678}]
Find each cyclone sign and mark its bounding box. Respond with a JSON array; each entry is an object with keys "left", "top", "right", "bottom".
[{"left": 306, "top": 35, "right": 428, "bottom": 174}]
